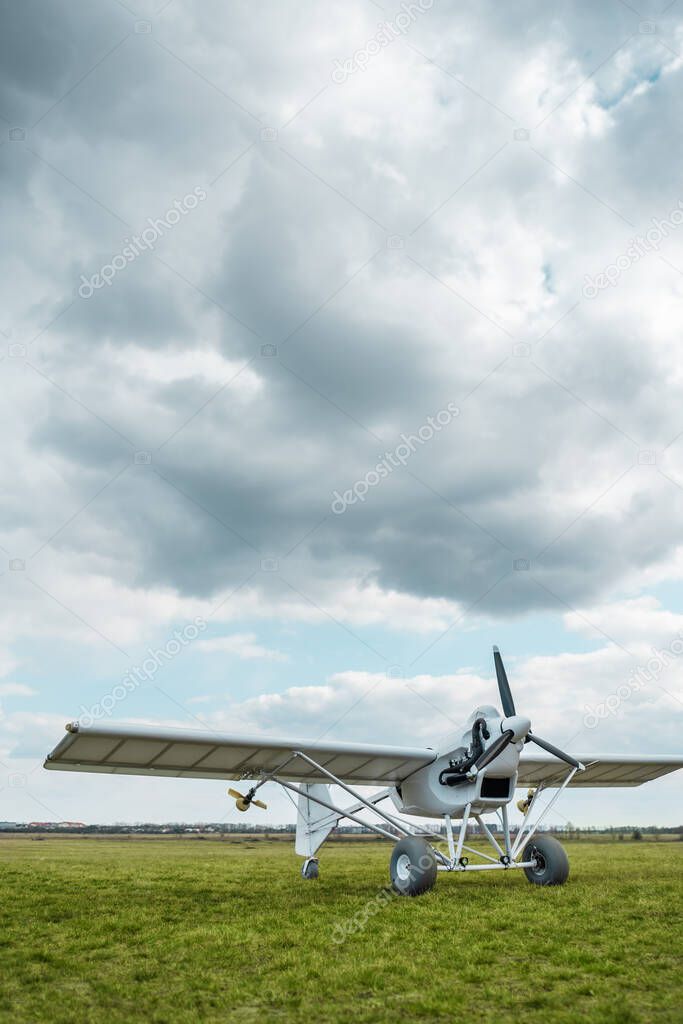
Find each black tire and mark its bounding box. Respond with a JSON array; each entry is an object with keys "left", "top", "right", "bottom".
[
  {"left": 301, "top": 858, "right": 319, "bottom": 880},
  {"left": 389, "top": 837, "right": 437, "bottom": 896},
  {"left": 523, "top": 835, "right": 569, "bottom": 886}
]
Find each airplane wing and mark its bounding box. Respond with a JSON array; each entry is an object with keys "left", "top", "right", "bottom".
[
  {"left": 44, "top": 722, "right": 436, "bottom": 786},
  {"left": 517, "top": 753, "right": 683, "bottom": 788}
]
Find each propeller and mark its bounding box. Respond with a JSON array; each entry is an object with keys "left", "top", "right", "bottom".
[
  {"left": 516, "top": 788, "right": 536, "bottom": 814},
  {"left": 493, "top": 645, "right": 515, "bottom": 717},
  {"left": 492, "top": 646, "right": 582, "bottom": 770},
  {"left": 228, "top": 787, "right": 267, "bottom": 812}
]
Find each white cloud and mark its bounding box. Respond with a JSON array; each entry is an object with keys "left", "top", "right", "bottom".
[
  {"left": 563, "top": 596, "right": 683, "bottom": 648},
  {"left": 210, "top": 581, "right": 462, "bottom": 633},
  {"left": 0, "top": 683, "right": 36, "bottom": 697},
  {"left": 191, "top": 623, "right": 683, "bottom": 757},
  {"left": 198, "top": 632, "right": 288, "bottom": 661}
]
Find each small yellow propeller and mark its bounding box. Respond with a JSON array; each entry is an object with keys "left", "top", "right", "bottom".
[
  {"left": 516, "top": 788, "right": 536, "bottom": 814},
  {"left": 228, "top": 787, "right": 267, "bottom": 812}
]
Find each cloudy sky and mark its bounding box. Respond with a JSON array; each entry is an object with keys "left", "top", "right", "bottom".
[{"left": 2, "top": 0, "right": 683, "bottom": 827}]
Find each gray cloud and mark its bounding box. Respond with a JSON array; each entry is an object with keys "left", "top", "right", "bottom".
[{"left": 3, "top": 0, "right": 683, "bottom": 627}]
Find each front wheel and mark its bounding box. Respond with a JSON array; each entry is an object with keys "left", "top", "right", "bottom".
[
  {"left": 523, "top": 835, "right": 569, "bottom": 886},
  {"left": 389, "top": 837, "right": 437, "bottom": 896}
]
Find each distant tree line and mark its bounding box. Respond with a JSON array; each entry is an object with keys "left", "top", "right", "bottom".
[{"left": 2, "top": 821, "right": 682, "bottom": 837}]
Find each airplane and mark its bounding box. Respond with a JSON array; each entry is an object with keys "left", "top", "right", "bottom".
[{"left": 44, "top": 647, "right": 683, "bottom": 896}]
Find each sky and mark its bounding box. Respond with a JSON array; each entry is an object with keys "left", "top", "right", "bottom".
[{"left": 1, "top": 0, "right": 683, "bottom": 828}]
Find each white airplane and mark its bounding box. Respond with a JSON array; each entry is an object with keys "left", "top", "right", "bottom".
[{"left": 44, "top": 647, "right": 683, "bottom": 895}]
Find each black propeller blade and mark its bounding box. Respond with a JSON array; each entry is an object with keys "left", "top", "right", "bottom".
[
  {"left": 492, "top": 646, "right": 582, "bottom": 771},
  {"left": 525, "top": 731, "right": 581, "bottom": 769},
  {"left": 493, "top": 645, "right": 516, "bottom": 717},
  {"left": 474, "top": 729, "right": 514, "bottom": 771}
]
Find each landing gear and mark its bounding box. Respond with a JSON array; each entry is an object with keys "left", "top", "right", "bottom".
[
  {"left": 301, "top": 857, "right": 319, "bottom": 880},
  {"left": 523, "top": 835, "right": 569, "bottom": 886},
  {"left": 389, "top": 837, "right": 438, "bottom": 897}
]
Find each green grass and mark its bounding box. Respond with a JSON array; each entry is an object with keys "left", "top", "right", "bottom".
[{"left": 1, "top": 837, "right": 681, "bottom": 1023}]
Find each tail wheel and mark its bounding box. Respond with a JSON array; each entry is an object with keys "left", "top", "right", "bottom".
[
  {"left": 389, "top": 837, "right": 437, "bottom": 897},
  {"left": 301, "top": 858, "right": 319, "bottom": 880},
  {"left": 523, "top": 835, "right": 569, "bottom": 886}
]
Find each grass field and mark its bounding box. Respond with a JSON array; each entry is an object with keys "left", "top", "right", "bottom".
[{"left": 1, "top": 837, "right": 681, "bottom": 1023}]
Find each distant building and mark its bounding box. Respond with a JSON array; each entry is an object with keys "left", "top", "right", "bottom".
[{"left": 27, "top": 821, "right": 86, "bottom": 830}]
